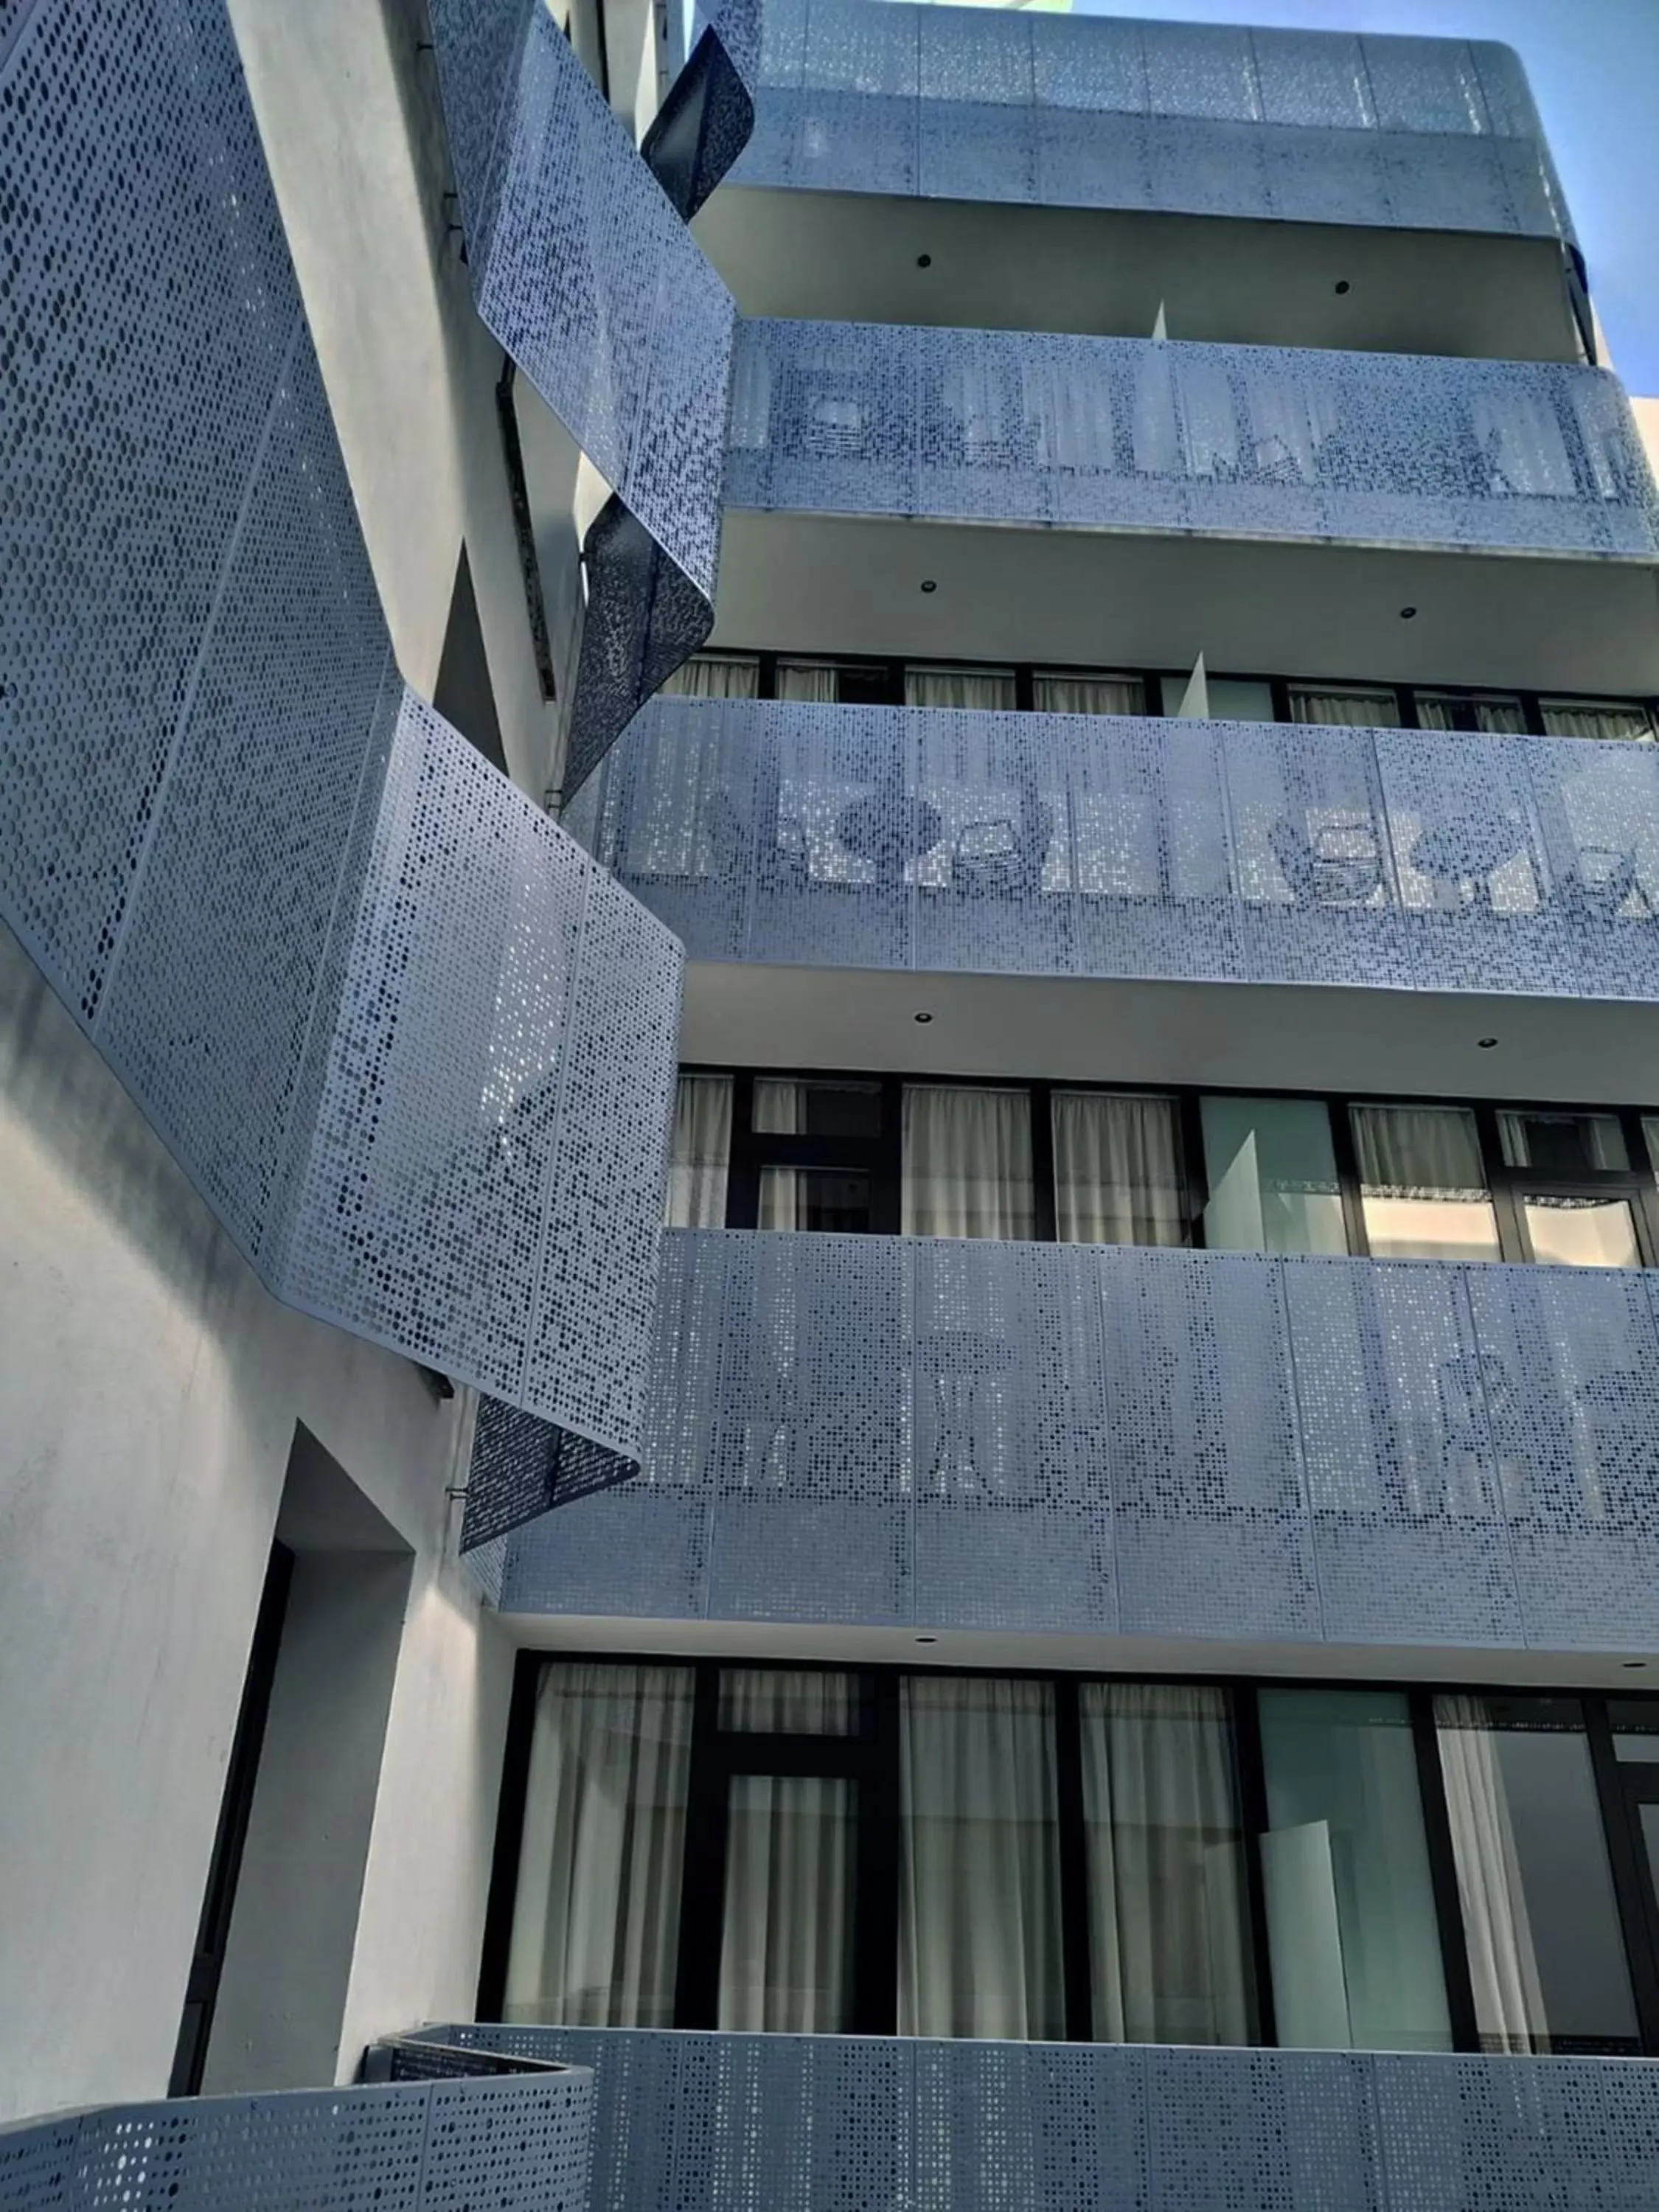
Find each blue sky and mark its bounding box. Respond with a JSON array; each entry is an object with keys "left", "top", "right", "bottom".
[{"left": 1079, "top": 0, "right": 1659, "bottom": 392}]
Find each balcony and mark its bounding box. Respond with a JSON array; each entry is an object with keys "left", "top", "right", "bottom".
[
  {"left": 568, "top": 695, "right": 1659, "bottom": 1101},
  {"left": 406, "top": 2026, "right": 1659, "bottom": 2211},
  {"left": 697, "top": 6, "right": 1585, "bottom": 362},
  {"left": 498, "top": 1230, "right": 1659, "bottom": 1658},
  {"left": 715, "top": 321, "right": 1659, "bottom": 698}
]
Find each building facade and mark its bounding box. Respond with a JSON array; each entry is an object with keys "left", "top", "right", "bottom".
[{"left": 6, "top": 0, "right": 1659, "bottom": 2205}]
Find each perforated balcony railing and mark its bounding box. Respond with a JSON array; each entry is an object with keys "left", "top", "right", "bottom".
[
  {"left": 500, "top": 1231, "right": 1659, "bottom": 1654},
  {"left": 728, "top": 3, "right": 1576, "bottom": 246},
  {"left": 565, "top": 698, "right": 1659, "bottom": 1002},
  {"left": 725, "top": 321, "right": 1659, "bottom": 557},
  {"left": 403, "top": 2027, "right": 1659, "bottom": 2212}
]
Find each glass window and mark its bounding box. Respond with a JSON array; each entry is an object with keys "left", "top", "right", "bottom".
[
  {"left": 1161, "top": 673, "right": 1274, "bottom": 720},
  {"left": 1034, "top": 672, "right": 1146, "bottom": 717},
  {"left": 1351, "top": 1105, "right": 1501, "bottom": 1262},
  {"left": 665, "top": 1073, "right": 731, "bottom": 1229},
  {"left": 1413, "top": 692, "right": 1527, "bottom": 735},
  {"left": 660, "top": 653, "right": 759, "bottom": 700},
  {"left": 754, "top": 1078, "right": 883, "bottom": 1137},
  {"left": 776, "top": 659, "right": 841, "bottom": 704},
  {"left": 1520, "top": 1194, "right": 1641, "bottom": 1269},
  {"left": 1200, "top": 1095, "right": 1347, "bottom": 1256},
  {"left": 1498, "top": 1109, "right": 1628, "bottom": 1172},
  {"left": 1054, "top": 1091, "right": 1186, "bottom": 1248},
  {"left": 899, "top": 1674, "right": 1063, "bottom": 2040},
  {"left": 1609, "top": 1699, "right": 1659, "bottom": 1761},
  {"left": 1288, "top": 685, "right": 1400, "bottom": 728},
  {"left": 902, "top": 1085, "right": 1034, "bottom": 1239},
  {"left": 719, "top": 1775, "right": 855, "bottom": 2031},
  {"left": 1434, "top": 1694, "right": 1639, "bottom": 2055},
  {"left": 905, "top": 665, "right": 1018, "bottom": 712},
  {"left": 504, "top": 1663, "right": 692, "bottom": 2026},
  {"left": 1540, "top": 699, "right": 1658, "bottom": 742},
  {"left": 1259, "top": 1690, "right": 1450, "bottom": 2053},
  {"left": 1080, "top": 1683, "right": 1253, "bottom": 2045},
  {"left": 759, "top": 1166, "right": 872, "bottom": 1234},
  {"left": 720, "top": 1669, "right": 856, "bottom": 1733}
]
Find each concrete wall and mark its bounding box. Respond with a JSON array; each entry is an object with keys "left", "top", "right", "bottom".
[
  {"left": 225, "top": 0, "right": 558, "bottom": 799},
  {"left": 0, "top": 918, "right": 514, "bottom": 2122}
]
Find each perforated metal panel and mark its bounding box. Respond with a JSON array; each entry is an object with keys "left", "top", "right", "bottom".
[
  {"left": 727, "top": 319, "right": 1659, "bottom": 558},
  {"left": 400, "top": 2027, "right": 1659, "bottom": 2212},
  {"left": 0, "top": 2071, "right": 592, "bottom": 2212},
  {"left": 1, "top": 0, "right": 682, "bottom": 1458},
  {"left": 573, "top": 697, "right": 1659, "bottom": 1006},
  {"left": 499, "top": 1232, "right": 1659, "bottom": 1655},
  {"left": 729, "top": 3, "right": 1575, "bottom": 246}
]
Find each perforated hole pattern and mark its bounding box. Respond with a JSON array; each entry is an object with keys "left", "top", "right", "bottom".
[
  {"left": 403, "top": 2026, "right": 1659, "bottom": 2212},
  {"left": 500, "top": 1230, "right": 1659, "bottom": 1655},
  {"left": 572, "top": 696, "right": 1659, "bottom": 1004},
  {"left": 726, "top": 319, "right": 1659, "bottom": 557},
  {"left": 0, "top": 2072, "right": 593, "bottom": 2212},
  {"left": 731, "top": 0, "right": 1576, "bottom": 245},
  {"left": 1, "top": 0, "right": 682, "bottom": 1453}
]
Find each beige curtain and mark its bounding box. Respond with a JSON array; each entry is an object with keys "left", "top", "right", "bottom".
[
  {"left": 905, "top": 666, "right": 1017, "bottom": 712},
  {"left": 1034, "top": 673, "right": 1146, "bottom": 717},
  {"left": 1433, "top": 1697, "right": 1548, "bottom": 2053},
  {"left": 718, "top": 1775, "right": 854, "bottom": 2032},
  {"left": 661, "top": 653, "right": 759, "bottom": 700},
  {"left": 1289, "top": 686, "right": 1399, "bottom": 728},
  {"left": 776, "top": 660, "right": 840, "bottom": 703},
  {"left": 664, "top": 1073, "right": 731, "bottom": 1228},
  {"left": 1414, "top": 693, "right": 1528, "bottom": 735},
  {"left": 1053, "top": 1091, "right": 1186, "bottom": 1247},
  {"left": 1540, "top": 700, "right": 1657, "bottom": 742},
  {"left": 720, "top": 1668, "right": 856, "bottom": 1733},
  {"left": 902, "top": 1084, "right": 1034, "bottom": 1239},
  {"left": 505, "top": 1663, "right": 693, "bottom": 2026}
]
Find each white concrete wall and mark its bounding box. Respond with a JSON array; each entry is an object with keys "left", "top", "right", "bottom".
[
  {"left": 225, "top": 0, "right": 557, "bottom": 799},
  {"left": 0, "top": 919, "right": 514, "bottom": 2122}
]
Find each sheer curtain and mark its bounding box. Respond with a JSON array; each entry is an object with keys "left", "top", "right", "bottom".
[
  {"left": 755, "top": 1078, "right": 804, "bottom": 1231},
  {"left": 1351, "top": 1104, "right": 1501, "bottom": 1262},
  {"left": 1080, "top": 1683, "right": 1252, "bottom": 2045},
  {"left": 900, "top": 1674, "right": 1064, "bottom": 2041},
  {"left": 777, "top": 661, "right": 840, "bottom": 703},
  {"left": 902, "top": 1085, "right": 1034, "bottom": 1239},
  {"left": 1053, "top": 1091, "right": 1186, "bottom": 1246},
  {"left": 720, "top": 1668, "right": 855, "bottom": 1732},
  {"left": 719, "top": 1775, "right": 854, "bottom": 2031},
  {"left": 505, "top": 1663, "right": 693, "bottom": 2025},
  {"left": 1288, "top": 686, "right": 1399, "bottom": 728},
  {"left": 1540, "top": 700, "right": 1657, "bottom": 742},
  {"left": 1433, "top": 1696, "right": 1548, "bottom": 2053},
  {"left": 1034, "top": 674, "right": 1146, "bottom": 717},
  {"left": 661, "top": 653, "right": 759, "bottom": 700},
  {"left": 1415, "top": 693, "right": 1528, "bottom": 735},
  {"left": 665, "top": 1073, "right": 732, "bottom": 1228},
  {"left": 905, "top": 666, "right": 1018, "bottom": 711}
]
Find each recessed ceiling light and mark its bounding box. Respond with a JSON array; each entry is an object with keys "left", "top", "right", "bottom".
[
  {"left": 920, "top": 578, "right": 937, "bottom": 593},
  {"left": 1399, "top": 605, "right": 1418, "bottom": 619},
  {"left": 1624, "top": 1659, "right": 1647, "bottom": 1669},
  {"left": 916, "top": 1634, "right": 939, "bottom": 1644},
  {"left": 917, "top": 253, "right": 933, "bottom": 268},
  {"left": 1477, "top": 1037, "right": 1498, "bottom": 1049},
  {"left": 1334, "top": 279, "right": 1352, "bottom": 295},
  {"left": 914, "top": 1010, "right": 933, "bottom": 1023}
]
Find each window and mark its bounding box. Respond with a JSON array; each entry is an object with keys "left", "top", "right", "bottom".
[
  {"left": 1540, "top": 699, "right": 1657, "bottom": 742},
  {"left": 739, "top": 1077, "right": 891, "bottom": 1236},
  {"left": 661, "top": 653, "right": 759, "bottom": 700},
  {"left": 1053, "top": 1091, "right": 1187, "bottom": 1248},
  {"left": 1161, "top": 673, "right": 1275, "bottom": 720},
  {"left": 1259, "top": 1690, "right": 1450, "bottom": 2053},
  {"left": 1288, "top": 684, "right": 1400, "bottom": 728},
  {"left": 1415, "top": 692, "right": 1527, "bottom": 735},
  {"left": 665, "top": 1074, "right": 732, "bottom": 1229},
  {"left": 492, "top": 1663, "right": 1659, "bottom": 2056},
  {"left": 1497, "top": 1109, "right": 1645, "bottom": 1268},
  {"left": 1200, "top": 1095, "right": 1346, "bottom": 1256},
  {"left": 902, "top": 1085, "right": 1034, "bottom": 1239},
  {"left": 905, "top": 664, "right": 1018, "bottom": 712},
  {"left": 1350, "top": 1104, "right": 1501, "bottom": 1262},
  {"left": 1034, "top": 672, "right": 1147, "bottom": 717}
]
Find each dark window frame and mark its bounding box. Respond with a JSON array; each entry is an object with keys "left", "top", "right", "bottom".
[{"left": 480, "top": 1653, "right": 1659, "bottom": 2059}]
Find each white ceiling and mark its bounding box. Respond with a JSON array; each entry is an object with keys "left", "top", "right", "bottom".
[
  {"left": 712, "top": 512, "right": 1659, "bottom": 697},
  {"left": 695, "top": 187, "right": 1582, "bottom": 364},
  {"left": 682, "top": 959, "right": 1659, "bottom": 1108}
]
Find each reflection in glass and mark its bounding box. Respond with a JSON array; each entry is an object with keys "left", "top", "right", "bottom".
[
  {"left": 719, "top": 1775, "right": 855, "bottom": 2032},
  {"left": 1080, "top": 1683, "right": 1253, "bottom": 2044},
  {"left": 505, "top": 1663, "right": 693, "bottom": 2025},
  {"left": 1434, "top": 1694, "right": 1638, "bottom": 2054},
  {"left": 1200, "top": 1095, "right": 1347, "bottom": 1255},
  {"left": 1498, "top": 1110, "right": 1627, "bottom": 1172},
  {"left": 900, "top": 1675, "right": 1063, "bottom": 2039},
  {"left": 1054, "top": 1091, "right": 1186, "bottom": 1247},
  {"left": 759, "top": 1166, "right": 872, "bottom": 1234},
  {"left": 754, "top": 1078, "right": 883, "bottom": 1136},
  {"left": 1352, "top": 1105, "right": 1501, "bottom": 1262},
  {"left": 1521, "top": 1194, "right": 1641, "bottom": 1269},
  {"left": 1259, "top": 1690, "right": 1450, "bottom": 2052},
  {"left": 720, "top": 1669, "right": 856, "bottom": 1733},
  {"left": 902, "top": 1085, "right": 1034, "bottom": 1239}
]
